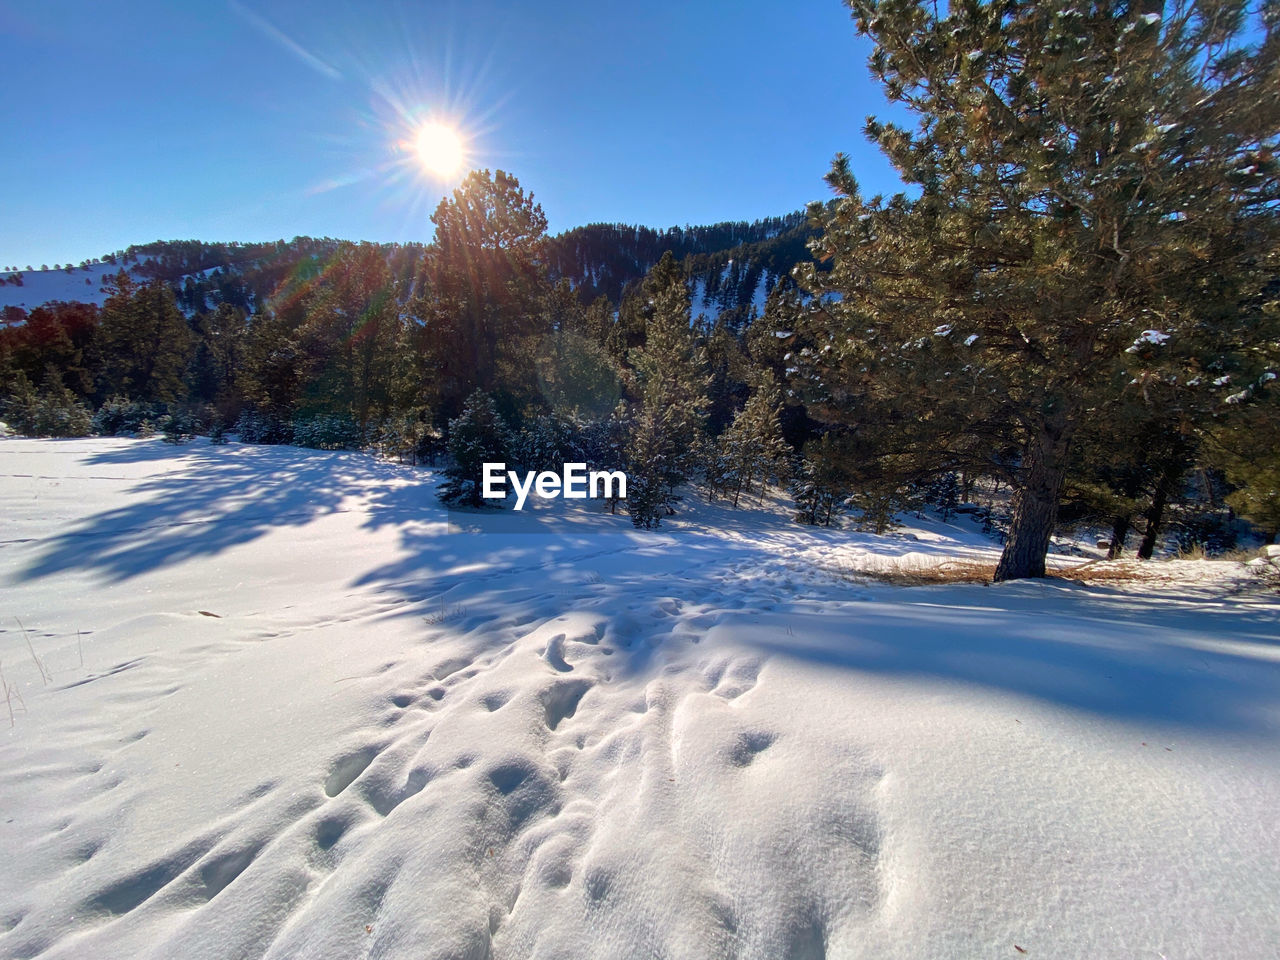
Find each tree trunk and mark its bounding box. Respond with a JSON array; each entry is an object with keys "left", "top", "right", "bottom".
[
  {"left": 994, "top": 411, "right": 1076, "bottom": 582},
  {"left": 1106, "top": 514, "right": 1130, "bottom": 560},
  {"left": 1137, "top": 476, "right": 1173, "bottom": 560}
]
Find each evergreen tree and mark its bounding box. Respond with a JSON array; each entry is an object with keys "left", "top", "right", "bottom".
[
  {"left": 714, "top": 373, "right": 789, "bottom": 506},
  {"left": 802, "top": 0, "right": 1280, "bottom": 580},
  {"left": 532, "top": 328, "right": 622, "bottom": 420},
  {"left": 624, "top": 253, "right": 711, "bottom": 526},
  {"left": 290, "top": 243, "right": 401, "bottom": 436},
  {"left": 3, "top": 368, "right": 93, "bottom": 437},
  {"left": 9, "top": 301, "right": 98, "bottom": 399},
  {"left": 926, "top": 471, "right": 961, "bottom": 523},
  {"left": 1064, "top": 391, "right": 1199, "bottom": 558},
  {"left": 417, "top": 170, "right": 551, "bottom": 421},
  {"left": 92, "top": 272, "right": 192, "bottom": 403},
  {"left": 625, "top": 414, "right": 673, "bottom": 529},
  {"left": 376, "top": 410, "right": 431, "bottom": 464},
  {"left": 189, "top": 302, "right": 248, "bottom": 410},
  {"left": 791, "top": 434, "right": 850, "bottom": 527},
  {"left": 582, "top": 296, "right": 614, "bottom": 350},
  {"left": 161, "top": 411, "right": 196, "bottom": 444},
  {"left": 1210, "top": 386, "right": 1280, "bottom": 542},
  {"left": 236, "top": 310, "right": 302, "bottom": 423},
  {"left": 576, "top": 401, "right": 633, "bottom": 515},
  {"left": 703, "top": 319, "right": 751, "bottom": 436},
  {"left": 438, "top": 390, "right": 511, "bottom": 508}
]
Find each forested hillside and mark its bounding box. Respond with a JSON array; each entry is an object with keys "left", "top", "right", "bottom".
[
  {"left": 546, "top": 211, "right": 815, "bottom": 326},
  {"left": 2, "top": 210, "right": 812, "bottom": 325}
]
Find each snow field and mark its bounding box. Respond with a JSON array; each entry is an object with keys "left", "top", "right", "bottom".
[{"left": 1, "top": 437, "right": 1278, "bottom": 959}]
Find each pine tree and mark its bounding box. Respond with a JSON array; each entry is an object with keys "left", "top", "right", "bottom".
[
  {"left": 92, "top": 272, "right": 193, "bottom": 403},
  {"left": 294, "top": 243, "right": 400, "bottom": 436},
  {"left": 802, "top": 0, "right": 1280, "bottom": 580},
  {"left": 532, "top": 327, "right": 622, "bottom": 421},
  {"left": 438, "top": 390, "right": 511, "bottom": 508},
  {"left": 417, "top": 170, "right": 551, "bottom": 421},
  {"left": 161, "top": 411, "right": 196, "bottom": 444},
  {"left": 9, "top": 302, "right": 98, "bottom": 400},
  {"left": 927, "top": 471, "right": 961, "bottom": 523},
  {"left": 1, "top": 371, "right": 39, "bottom": 435},
  {"left": 513, "top": 408, "right": 578, "bottom": 473},
  {"left": 5, "top": 366, "right": 94, "bottom": 437},
  {"left": 190, "top": 303, "right": 248, "bottom": 409},
  {"left": 1209, "top": 386, "right": 1280, "bottom": 542},
  {"left": 624, "top": 253, "right": 711, "bottom": 526},
  {"left": 715, "top": 373, "right": 789, "bottom": 507},
  {"left": 236, "top": 310, "right": 302, "bottom": 424},
  {"left": 790, "top": 434, "right": 850, "bottom": 527},
  {"left": 578, "top": 401, "right": 633, "bottom": 515}
]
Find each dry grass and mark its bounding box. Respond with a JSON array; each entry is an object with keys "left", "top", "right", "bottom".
[
  {"left": 16, "top": 617, "right": 51, "bottom": 685},
  {"left": 1046, "top": 559, "right": 1177, "bottom": 584},
  {"left": 424, "top": 597, "right": 467, "bottom": 625},
  {"left": 832, "top": 555, "right": 1189, "bottom": 587},
  {"left": 1, "top": 661, "right": 27, "bottom": 727},
  {"left": 852, "top": 558, "right": 997, "bottom": 586}
]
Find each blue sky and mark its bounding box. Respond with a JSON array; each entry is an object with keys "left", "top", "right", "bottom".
[{"left": 1, "top": 0, "right": 906, "bottom": 268}]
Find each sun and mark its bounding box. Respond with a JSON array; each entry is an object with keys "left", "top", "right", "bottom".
[{"left": 414, "top": 121, "right": 465, "bottom": 178}]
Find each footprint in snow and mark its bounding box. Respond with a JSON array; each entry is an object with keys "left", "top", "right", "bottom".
[
  {"left": 324, "top": 746, "right": 380, "bottom": 798},
  {"left": 539, "top": 678, "right": 594, "bottom": 731},
  {"left": 728, "top": 730, "right": 777, "bottom": 767},
  {"left": 541, "top": 634, "right": 572, "bottom": 672}
]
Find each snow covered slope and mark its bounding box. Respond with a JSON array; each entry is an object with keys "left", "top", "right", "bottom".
[
  {"left": 1, "top": 437, "right": 1277, "bottom": 959},
  {"left": 0, "top": 264, "right": 136, "bottom": 312}
]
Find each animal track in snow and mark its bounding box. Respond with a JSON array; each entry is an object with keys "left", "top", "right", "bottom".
[
  {"left": 539, "top": 679, "right": 594, "bottom": 731},
  {"left": 324, "top": 746, "right": 380, "bottom": 798},
  {"left": 71, "top": 838, "right": 105, "bottom": 863},
  {"left": 541, "top": 634, "right": 572, "bottom": 672},
  {"left": 583, "top": 866, "right": 612, "bottom": 905},
  {"left": 728, "top": 730, "right": 777, "bottom": 767},
  {"left": 313, "top": 813, "right": 353, "bottom": 851},
  {"left": 481, "top": 690, "right": 512, "bottom": 712},
  {"left": 84, "top": 833, "right": 218, "bottom": 916},
  {"left": 198, "top": 840, "right": 266, "bottom": 900},
  {"left": 429, "top": 656, "right": 472, "bottom": 683},
  {"left": 486, "top": 759, "right": 559, "bottom": 831},
  {"left": 362, "top": 764, "right": 435, "bottom": 817},
  {"left": 713, "top": 658, "right": 762, "bottom": 701}
]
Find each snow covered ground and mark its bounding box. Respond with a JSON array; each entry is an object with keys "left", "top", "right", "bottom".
[
  {"left": 1, "top": 437, "right": 1277, "bottom": 960},
  {"left": 0, "top": 264, "right": 135, "bottom": 313}
]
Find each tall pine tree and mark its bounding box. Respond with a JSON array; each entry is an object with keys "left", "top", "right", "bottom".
[
  {"left": 92, "top": 272, "right": 192, "bottom": 404},
  {"left": 802, "top": 0, "right": 1280, "bottom": 579},
  {"left": 625, "top": 253, "right": 710, "bottom": 527},
  {"left": 713, "top": 373, "right": 789, "bottom": 507}
]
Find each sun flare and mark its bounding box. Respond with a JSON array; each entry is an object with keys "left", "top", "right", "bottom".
[{"left": 414, "top": 121, "right": 465, "bottom": 177}]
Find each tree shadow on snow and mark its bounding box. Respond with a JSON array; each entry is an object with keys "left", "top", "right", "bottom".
[
  {"left": 10, "top": 440, "right": 445, "bottom": 584},
  {"left": 14, "top": 441, "right": 1278, "bottom": 737},
  {"left": 739, "top": 580, "right": 1280, "bottom": 736}
]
